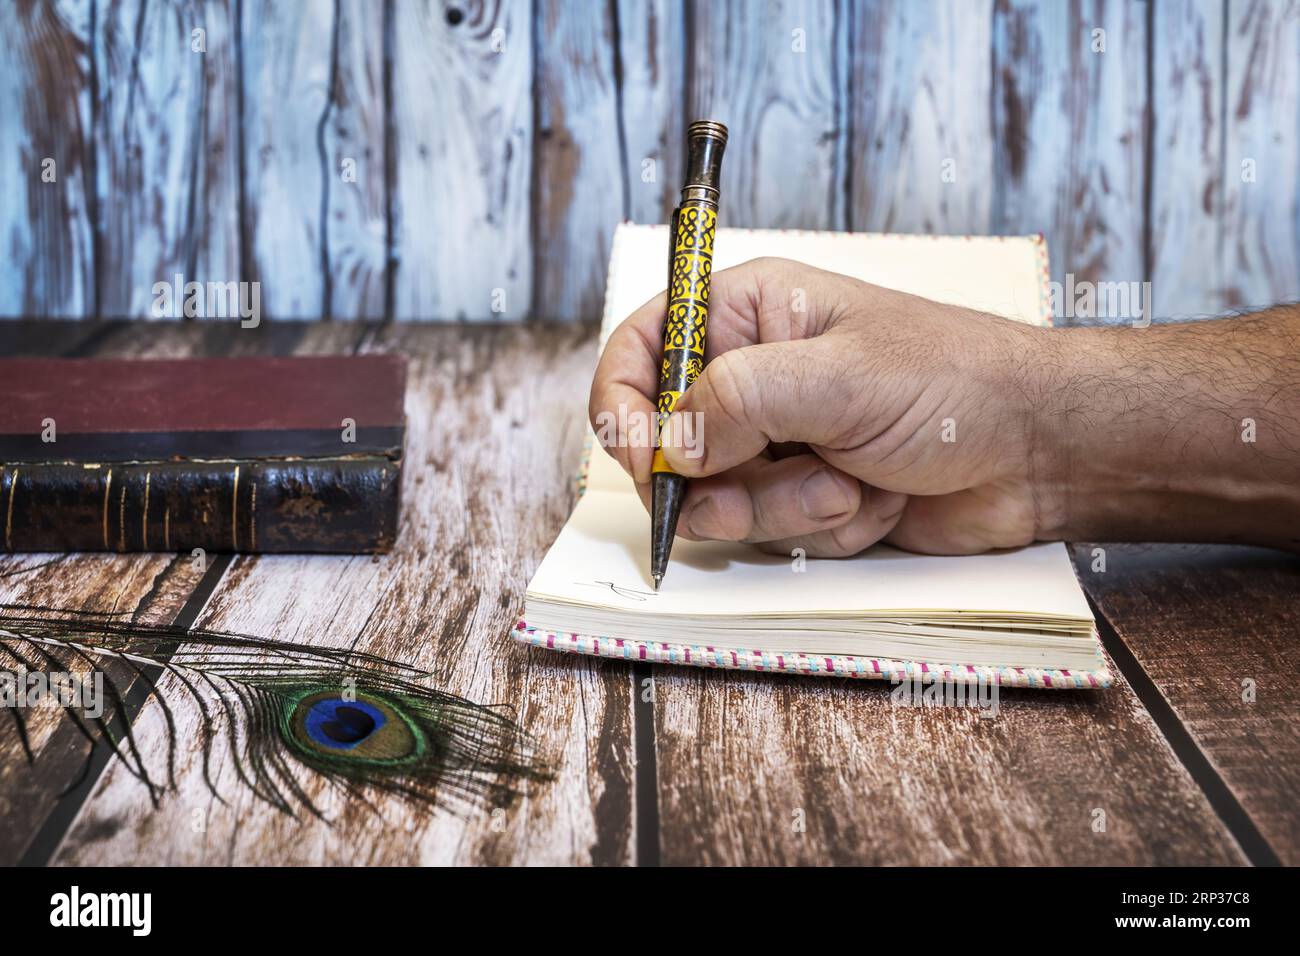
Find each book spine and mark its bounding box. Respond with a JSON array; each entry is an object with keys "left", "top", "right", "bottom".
[{"left": 0, "top": 458, "right": 400, "bottom": 554}]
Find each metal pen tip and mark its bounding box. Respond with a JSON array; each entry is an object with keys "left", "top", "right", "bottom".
[{"left": 652, "top": 574, "right": 662, "bottom": 591}]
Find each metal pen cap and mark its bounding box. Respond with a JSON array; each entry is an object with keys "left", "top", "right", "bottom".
[{"left": 681, "top": 121, "right": 728, "bottom": 205}]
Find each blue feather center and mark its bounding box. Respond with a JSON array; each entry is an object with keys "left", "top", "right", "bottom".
[{"left": 304, "top": 698, "right": 387, "bottom": 750}]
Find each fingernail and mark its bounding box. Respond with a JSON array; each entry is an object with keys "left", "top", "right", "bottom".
[
  {"left": 659, "top": 413, "right": 681, "bottom": 466},
  {"left": 684, "top": 496, "right": 717, "bottom": 537},
  {"left": 868, "top": 487, "right": 908, "bottom": 522},
  {"left": 799, "top": 469, "right": 854, "bottom": 520}
]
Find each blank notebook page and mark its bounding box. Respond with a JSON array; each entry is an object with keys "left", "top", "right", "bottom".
[{"left": 528, "top": 488, "right": 1093, "bottom": 621}]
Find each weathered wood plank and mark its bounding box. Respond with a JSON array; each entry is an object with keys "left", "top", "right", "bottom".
[
  {"left": 533, "top": 0, "right": 627, "bottom": 321},
  {"left": 689, "top": 0, "right": 847, "bottom": 230},
  {"left": 849, "top": 0, "right": 993, "bottom": 235},
  {"left": 94, "top": 0, "right": 241, "bottom": 318},
  {"left": 325, "top": 0, "right": 389, "bottom": 320},
  {"left": 1222, "top": 0, "right": 1300, "bottom": 310},
  {"left": 0, "top": 0, "right": 95, "bottom": 318},
  {"left": 1075, "top": 542, "right": 1300, "bottom": 865},
  {"left": 240, "top": 0, "right": 387, "bottom": 320},
  {"left": 55, "top": 324, "right": 637, "bottom": 865},
  {"left": 617, "top": 0, "right": 686, "bottom": 226},
  {"left": 390, "top": 0, "right": 532, "bottom": 321},
  {"left": 0, "top": 551, "right": 206, "bottom": 865},
  {"left": 240, "top": 0, "right": 334, "bottom": 318},
  {"left": 653, "top": 658, "right": 1244, "bottom": 865},
  {"left": 992, "top": 0, "right": 1148, "bottom": 324},
  {"left": 1149, "top": 0, "right": 1226, "bottom": 319}
]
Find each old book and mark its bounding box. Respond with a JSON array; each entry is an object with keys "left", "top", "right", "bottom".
[
  {"left": 0, "top": 354, "right": 406, "bottom": 554},
  {"left": 516, "top": 223, "right": 1109, "bottom": 688}
]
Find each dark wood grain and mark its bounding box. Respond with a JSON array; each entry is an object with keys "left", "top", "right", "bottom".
[
  {"left": 0, "top": 320, "right": 121, "bottom": 358},
  {"left": 653, "top": 656, "right": 1245, "bottom": 865},
  {"left": 1074, "top": 542, "right": 1300, "bottom": 865},
  {"left": 0, "top": 552, "right": 208, "bottom": 865}
]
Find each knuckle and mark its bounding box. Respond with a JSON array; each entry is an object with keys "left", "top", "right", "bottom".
[
  {"left": 746, "top": 498, "right": 788, "bottom": 543},
  {"left": 826, "top": 517, "right": 871, "bottom": 557},
  {"left": 747, "top": 255, "right": 785, "bottom": 272},
  {"left": 699, "top": 351, "right": 756, "bottom": 431}
]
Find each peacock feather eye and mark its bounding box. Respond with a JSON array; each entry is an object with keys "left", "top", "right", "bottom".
[
  {"left": 0, "top": 604, "right": 551, "bottom": 816},
  {"left": 287, "top": 690, "right": 425, "bottom": 763}
]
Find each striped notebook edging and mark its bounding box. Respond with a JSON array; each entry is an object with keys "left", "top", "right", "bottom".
[{"left": 514, "top": 623, "right": 1113, "bottom": 689}]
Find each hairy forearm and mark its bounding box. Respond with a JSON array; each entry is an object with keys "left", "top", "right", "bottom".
[{"left": 1028, "top": 305, "right": 1300, "bottom": 548}]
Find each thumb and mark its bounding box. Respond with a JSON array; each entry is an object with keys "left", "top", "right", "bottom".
[{"left": 661, "top": 339, "right": 851, "bottom": 477}]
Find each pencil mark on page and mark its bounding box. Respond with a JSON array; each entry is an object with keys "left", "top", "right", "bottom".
[{"left": 576, "top": 581, "right": 659, "bottom": 602}]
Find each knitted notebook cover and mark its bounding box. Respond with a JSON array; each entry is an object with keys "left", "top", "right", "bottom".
[{"left": 515, "top": 224, "right": 1112, "bottom": 690}]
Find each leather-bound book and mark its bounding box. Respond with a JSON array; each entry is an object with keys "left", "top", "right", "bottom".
[{"left": 0, "top": 355, "right": 406, "bottom": 554}]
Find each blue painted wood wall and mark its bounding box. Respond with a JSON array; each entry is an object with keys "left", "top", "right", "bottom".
[{"left": 0, "top": 0, "right": 1297, "bottom": 323}]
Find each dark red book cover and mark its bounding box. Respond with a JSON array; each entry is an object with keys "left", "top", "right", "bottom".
[{"left": 0, "top": 355, "right": 407, "bottom": 554}]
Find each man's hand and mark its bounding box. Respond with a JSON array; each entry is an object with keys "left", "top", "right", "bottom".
[
  {"left": 590, "top": 257, "right": 1050, "bottom": 556},
  {"left": 589, "top": 257, "right": 1300, "bottom": 555}
]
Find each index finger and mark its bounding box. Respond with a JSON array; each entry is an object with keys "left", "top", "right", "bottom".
[{"left": 587, "top": 289, "right": 666, "bottom": 484}]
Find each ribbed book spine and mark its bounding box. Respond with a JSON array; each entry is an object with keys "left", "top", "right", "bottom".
[{"left": 0, "top": 458, "right": 400, "bottom": 554}]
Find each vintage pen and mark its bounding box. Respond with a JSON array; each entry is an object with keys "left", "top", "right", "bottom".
[{"left": 650, "top": 120, "right": 728, "bottom": 590}]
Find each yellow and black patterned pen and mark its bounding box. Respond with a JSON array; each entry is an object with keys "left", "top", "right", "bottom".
[{"left": 650, "top": 120, "right": 727, "bottom": 590}]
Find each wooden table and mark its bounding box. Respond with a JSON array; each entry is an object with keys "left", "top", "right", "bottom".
[{"left": 1, "top": 320, "right": 1296, "bottom": 866}]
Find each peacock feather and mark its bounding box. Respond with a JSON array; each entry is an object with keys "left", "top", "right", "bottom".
[{"left": 0, "top": 603, "right": 551, "bottom": 818}]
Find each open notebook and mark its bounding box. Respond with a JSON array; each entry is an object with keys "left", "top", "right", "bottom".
[{"left": 515, "top": 224, "right": 1110, "bottom": 689}]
